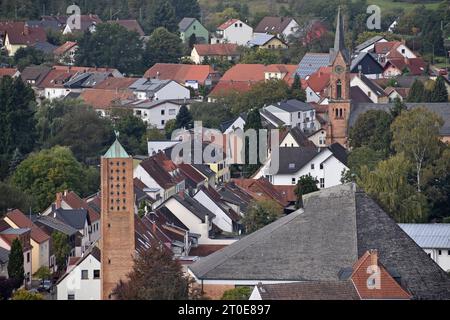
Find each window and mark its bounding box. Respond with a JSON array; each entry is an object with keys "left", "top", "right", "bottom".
[
  {"left": 292, "top": 178, "right": 296, "bottom": 185},
  {"left": 320, "top": 178, "right": 325, "bottom": 188},
  {"left": 311, "top": 163, "right": 315, "bottom": 170},
  {"left": 193, "top": 25, "right": 196, "bottom": 30},
  {"left": 169, "top": 109, "right": 176, "bottom": 115},
  {"left": 298, "top": 112, "right": 301, "bottom": 119},
  {"left": 27, "top": 252, "right": 30, "bottom": 263},
  {"left": 81, "top": 270, "right": 88, "bottom": 280},
  {"left": 336, "top": 80, "right": 342, "bottom": 99},
  {"left": 320, "top": 163, "right": 324, "bottom": 170},
  {"left": 368, "top": 91, "right": 371, "bottom": 97},
  {"left": 235, "top": 23, "right": 238, "bottom": 27},
  {"left": 68, "top": 294, "right": 75, "bottom": 300},
  {"left": 448, "top": 250, "right": 450, "bottom": 255},
  {"left": 239, "top": 23, "right": 242, "bottom": 27},
  {"left": 161, "top": 120, "right": 165, "bottom": 125},
  {"left": 438, "top": 250, "right": 442, "bottom": 255},
  {"left": 94, "top": 270, "right": 100, "bottom": 279}
]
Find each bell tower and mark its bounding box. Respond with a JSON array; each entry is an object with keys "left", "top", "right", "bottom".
[
  {"left": 327, "top": 7, "right": 351, "bottom": 147},
  {"left": 101, "top": 136, "right": 135, "bottom": 299}
]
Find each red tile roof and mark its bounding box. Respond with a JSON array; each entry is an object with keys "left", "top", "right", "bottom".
[
  {"left": 0, "top": 67, "right": 18, "bottom": 78},
  {"left": 217, "top": 19, "right": 240, "bottom": 31},
  {"left": 79, "top": 89, "right": 133, "bottom": 109},
  {"left": 107, "top": 19, "right": 145, "bottom": 36},
  {"left": 189, "top": 245, "right": 227, "bottom": 257},
  {"left": 61, "top": 191, "right": 101, "bottom": 222},
  {"left": 5, "top": 209, "right": 50, "bottom": 244},
  {"left": 304, "top": 66, "right": 331, "bottom": 93},
  {"left": 351, "top": 250, "right": 412, "bottom": 299},
  {"left": 209, "top": 80, "right": 255, "bottom": 97},
  {"left": 3, "top": 22, "right": 47, "bottom": 45},
  {"left": 144, "top": 63, "right": 216, "bottom": 85},
  {"left": 385, "top": 58, "right": 427, "bottom": 76},
  {"left": 232, "top": 178, "right": 290, "bottom": 207},
  {"left": 53, "top": 41, "right": 78, "bottom": 55},
  {"left": 93, "top": 77, "right": 137, "bottom": 90},
  {"left": 374, "top": 41, "right": 402, "bottom": 55},
  {"left": 178, "top": 163, "right": 207, "bottom": 185},
  {"left": 194, "top": 43, "right": 239, "bottom": 56}
]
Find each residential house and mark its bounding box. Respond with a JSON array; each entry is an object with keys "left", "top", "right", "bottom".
[
  {"left": 31, "top": 41, "right": 57, "bottom": 55},
  {"left": 179, "top": 18, "right": 209, "bottom": 44},
  {"left": 191, "top": 43, "right": 240, "bottom": 64},
  {"left": 307, "top": 128, "right": 328, "bottom": 147},
  {"left": 350, "top": 52, "right": 384, "bottom": 79},
  {"left": 3, "top": 22, "right": 47, "bottom": 56},
  {"left": 279, "top": 126, "right": 317, "bottom": 148},
  {"left": 260, "top": 99, "right": 316, "bottom": 132},
  {"left": 219, "top": 113, "right": 247, "bottom": 134},
  {"left": 178, "top": 163, "right": 209, "bottom": 190},
  {"left": 144, "top": 63, "right": 220, "bottom": 90},
  {"left": 0, "top": 67, "right": 19, "bottom": 78},
  {"left": 134, "top": 152, "right": 185, "bottom": 201},
  {"left": 4, "top": 210, "right": 50, "bottom": 275},
  {"left": 53, "top": 41, "right": 78, "bottom": 65},
  {"left": 0, "top": 227, "right": 33, "bottom": 285},
  {"left": 254, "top": 143, "right": 348, "bottom": 187},
  {"left": 211, "top": 19, "right": 253, "bottom": 46},
  {"left": 232, "top": 178, "right": 292, "bottom": 209},
  {"left": 374, "top": 41, "right": 417, "bottom": 63},
  {"left": 63, "top": 14, "right": 102, "bottom": 34},
  {"left": 216, "top": 182, "right": 254, "bottom": 216},
  {"left": 295, "top": 53, "right": 330, "bottom": 79},
  {"left": 56, "top": 245, "right": 101, "bottom": 300},
  {"left": 350, "top": 73, "right": 388, "bottom": 103},
  {"left": 248, "top": 33, "right": 288, "bottom": 50},
  {"left": 129, "top": 78, "right": 190, "bottom": 101},
  {"left": 42, "top": 191, "right": 101, "bottom": 244},
  {"left": 302, "top": 66, "right": 331, "bottom": 103},
  {"left": 353, "top": 35, "right": 388, "bottom": 53},
  {"left": 250, "top": 250, "right": 411, "bottom": 300},
  {"left": 79, "top": 89, "right": 134, "bottom": 116},
  {"left": 254, "top": 16, "right": 299, "bottom": 40},
  {"left": 193, "top": 186, "right": 241, "bottom": 234},
  {"left": 382, "top": 58, "right": 427, "bottom": 77},
  {"left": 385, "top": 87, "right": 410, "bottom": 102},
  {"left": 128, "top": 99, "right": 191, "bottom": 129},
  {"left": 399, "top": 224, "right": 450, "bottom": 272},
  {"left": 188, "top": 183, "right": 450, "bottom": 300},
  {"left": 107, "top": 19, "right": 144, "bottom": 36}
]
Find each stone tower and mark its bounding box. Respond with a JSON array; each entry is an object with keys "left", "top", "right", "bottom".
[
  {"left": 327, "top": 7, "right": 352, "bottom": 147},
  {"left": 100, "top": 138, "right": 135, "bottom": 299}
]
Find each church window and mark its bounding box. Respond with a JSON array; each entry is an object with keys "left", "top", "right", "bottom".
[{"left": 336, "top": 80, "right": 342, "bottom": 99}]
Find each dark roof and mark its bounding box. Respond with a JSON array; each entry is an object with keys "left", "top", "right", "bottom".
[
  {"left": 20, "top": 65, "right": 51, "bottom": 85},
  {"left": 189, "top": 183, "right": 450, "bottom": 299},
  {"left": 34, "top": 215, "right": 79, "bottom": 236},
  {"left": 286, "top": 127, "right": 316, "bottom": 147},
  {"left": 350, "top": 103, "right": 450, "bottom": 136},
  {"left": 193, "top": 164, "right": 216, "bottom": 178},
  {"left": 350, "top": 52, "right": 383, "bottom": 74},
  {"left": 328, "top": 142, "right": 348, "bottom": 166},
  {"left": 354, "top": 35, "right": 386, "bottom": 52},
  {"left": 350, "top": 86, "right": 372, "bottom": 103},
  {"left": 53, "top": 208, "right": 89, "bottom": 230},
  {"left": 178, "top": 18, "right": 197, "bottom": 32},
  {"left": 255, "top": 281, "right": 360, "bottom": 300},
  {"left": 32, "top": 41, "right": 57, "bottom": 54},
  {"left": 355, "top": 74, "right": 386, "bottom": 97},
  {"left": 254, "top": 16, "right": 296, "bottom": 34},
  {"left": 329, "top": 7, "right": 350, "bottom": 65},
  {"left": 259, "top": 109, "right": 285, "bottom": 127},
  {"left": 0, "top": 247, "right": 9, "bottom": 264},
  {"left": 271, "top": 99, "right": 313, "bottom": 112},
  {"left": 277, "top": 146, "right": 320, "bottom": 174},
  {"left": 172, "top": 194, "right": 215, "bottom": 223}
]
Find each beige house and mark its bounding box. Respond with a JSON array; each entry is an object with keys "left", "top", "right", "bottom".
[
  {"left": 4, "top": 23, "right": 47, "bottom": 56},
  {"left": 248, "top": 33, "right": 288, "bottom": 50},
  {"left": 3, "top": 210, "right": 50, "bottom": 275}
]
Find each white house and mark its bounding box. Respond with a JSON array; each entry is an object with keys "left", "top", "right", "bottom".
[
  {"left": 128, "top": 100, "right": 190, "bottom": 129},
  {"left": 211, "top": 19, "right": 253, "bottom": 46},
  {"left": 253, "top": 143, "right": 348, "bottom": 188},
  {"left": 220, "top": 114, "right": 246, "bottom": 134},
  {"left": 307, "top": 129, "right": 327, "bottom": 148},
  {"left": 253, "top": 16, "right": 299, "bottom": 40},
  {"left": 354, "top": 35, "right": 388, "bottom": 53},
  {"left": 350, "top": 74, "right": 387, "bottom": 103},
  {"left": 261, "top": 99, "right": 316, "bottom": 132},
  {"left": 398, "top": 224, "right": 450, "bottom": 272},
  {"left": 129, "top": 78, "right": 190, "bottom": 101},
  {"left": 56, "top": 246, "right": 101, "bottom": 300}
]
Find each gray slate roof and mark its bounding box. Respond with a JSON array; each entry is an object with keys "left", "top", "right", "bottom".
[
  {"left": 354, "top": 35, "right": 386, "bottom": 52},
  {"left": 398, "top": 224, "right": 450, "bottom": 249},
  {"left": 295, "top": 53, "right": 329, "bottom": 79},
  {"left": 53, "top": 208, "right": 88, "bottom": 230},
  {"left": 270, "top": 99, "right": 313, "bottom": 112},
  {"left": 179, "top": 18, "right": 196, "bottom": 32},
  {"left": 248, "top": 33, "right": 278, "bottom": 46},
  {"left": 34, "top": 215, "right": 78, "bottom": 236},
  {"left": 189, "top": 183, "right": 450, "bottom": 299},
  {"left": 350, "top": 102, "right": 450, "bottom": 136}
]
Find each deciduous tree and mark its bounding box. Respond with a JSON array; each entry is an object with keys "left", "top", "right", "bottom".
[{"left": 242, "top": 200, "right": 283, "bottom": 234}]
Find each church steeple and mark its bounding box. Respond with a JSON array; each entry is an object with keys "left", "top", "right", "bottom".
[{"left": 330, "top": 6, "right": 350, "bottom": 65}]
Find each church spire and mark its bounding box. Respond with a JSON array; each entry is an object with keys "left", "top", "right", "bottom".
[{"left": 330, "top": 6, "right": 350, "bottom": 65}]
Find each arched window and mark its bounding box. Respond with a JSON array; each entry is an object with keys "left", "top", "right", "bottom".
[
  {"left": 336, "top": 80, "right": 342, "bottom": 99},
  {"left": 339, "top": 108, "right": 343, "bottom": 118}
]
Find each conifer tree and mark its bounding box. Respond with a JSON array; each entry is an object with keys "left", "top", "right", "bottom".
[
  {"left": 431, "top": 76, "right": 448, "bottom": 102},
  {"left": 7, "top": 239, "right": 24, "bottom": 288}
]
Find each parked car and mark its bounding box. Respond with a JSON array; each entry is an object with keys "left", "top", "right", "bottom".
[{"left": 38, "top": 280, "right": 52, "bottom": 292}]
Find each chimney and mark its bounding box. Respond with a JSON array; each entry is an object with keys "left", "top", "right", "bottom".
[
  {"left": 56, "top": 192, "right": 63, "bottom": 209},
  {"left": 152, "top": 221, "right": 156, "bottom": 234},
  {"left": 23, "top": 23, "right": 29, "bottom": 36},
  {"left": 370, "top": 249, "right": 378, "bottom": 267},
  {"left": 156, "top": 71, "right": 160, "bottom": 80}
]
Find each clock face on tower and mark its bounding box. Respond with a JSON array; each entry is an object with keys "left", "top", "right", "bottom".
[{"left": 334, "top": 65, "right": 344, "bottom": 74}]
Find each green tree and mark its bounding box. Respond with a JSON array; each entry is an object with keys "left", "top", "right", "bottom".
[
  {"left": 347, "top": 146, "right": 386, "bottom": 179},
  {"left": 175, "top": 105, "right": 193, "bottom": 129},
  {"left": 13, "top": 47, "right": 46, "bottom": 71},
  {"left": 407, "top": 79, "right": 425, "bottom": 102},
  {"left": 0, "top": 276, "right": 15, "bottom": 300},
  {"left": 146, "top": 126, "right": 166, "bottom": 141},
  {"left": 111, "top": 109, "right": 148, "bottom": 155},
  {"left": 12, "top": 288, "right": 44, "bottom": 300},
  {"left": 8, "top": 239, "right": 24, "bottom": 288},
  {"left": 358, "top": 153, "right": 428, "bottom": 222},
  {"left": 294, "top": 174, "right": 319, "bottom": 208},
  {"left": 431, "top": 76, "right": 448, "bottom": 102},
  {"left": 33, "top": 266, "right": 51, "bottom": 281},
  {"left": 391, "top": 107, "right": 444, "bottom": 192},
  {"left": 142, "top": 0, "right": 178, "bottom": 35},
  {"left": 143, "top": 27, "right": 183, "bottom": 69},
  {"left": 289, "top": 73, "right": 306, "bottom": 102},
  {"left": 240, "top": 48, "right": 281, "bottom": 65},
  {"left": 242, "top": 200, "right": 283, "bottom": 234},
  {"left": 349, "top": 110, "right": 393, "bottom": 155},
  {"left": 190, "top": 102, "right": 233, "bottom": 128},
  {"left": 75, "top": 23, "right": 144, "bottom": 75},
  {"left": 164, "top": 119, "right": 177, "bottom": 139},
  {"left": 0, "top": 181, "right": 34, "bottom": 217},
  {"left": 390, "top": 97, "right": 407, "bottom": 118},
  {"left": 11, "top": 146, "right": 95, "bottom": 211},
  {"left": 113, "top": 244, "right": 190, "bottom": 300},
  {"left": 169, "top": 0, "right": 201, "bottom": 21},
  {"left": 221, "top": 287, "right": 252, "bottom": 300},
  {"left": 52, "top": 231, "right": 71, "bottom": 273}
]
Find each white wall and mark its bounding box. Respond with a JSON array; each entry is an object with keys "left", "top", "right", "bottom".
[
  {"left": 282, "top": 20, "right": 299, "bottom": 39},
  {"left": 133, "top": 165, "right": 165, "bottom": 200},
  {"left": 218, "top": 20, "right": 253, "bottom": 46},
  {"left": 223, "top": 117, "right": 246, "bottom": 135},
  {"left": 306, "top": 86, "right": 321, "bottom": 103},
  {"left": 350, "top": 77, "right": 380, "bottom": 103},
  {"left": 193, "top": 190, "right": 233, "bottom": 233},
  {"left": 44, "top": 87, "right": 71, "bottom": 100},
  {"left": 249, "top": 286, "right": 262, "bottom": 300},
  {"left": 424, "top": 248, "right": 450, "bottom": 272},
  {"left": 56, "top": 254, "right": 101, "bottom": 300},
  {"left": 308, "top": 130, "right": 327, "bottom": 147},
  {"left": 134, "top": 102, "right": 184, "bottom": 129}
]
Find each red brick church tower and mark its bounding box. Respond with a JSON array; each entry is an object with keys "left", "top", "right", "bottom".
[
  {"left": 100, "top": 136, "right": 135, "bottom": 299},
  {"left": 326, "top": 7, "right": 352, "bottom": 147}
]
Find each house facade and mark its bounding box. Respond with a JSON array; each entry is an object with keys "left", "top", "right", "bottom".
[
  {"left": 211, "top": 19, "right": 253, "bottom": 46},
  {"left": 179, "top": 18, "right": 209, "bottom": 44}
]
